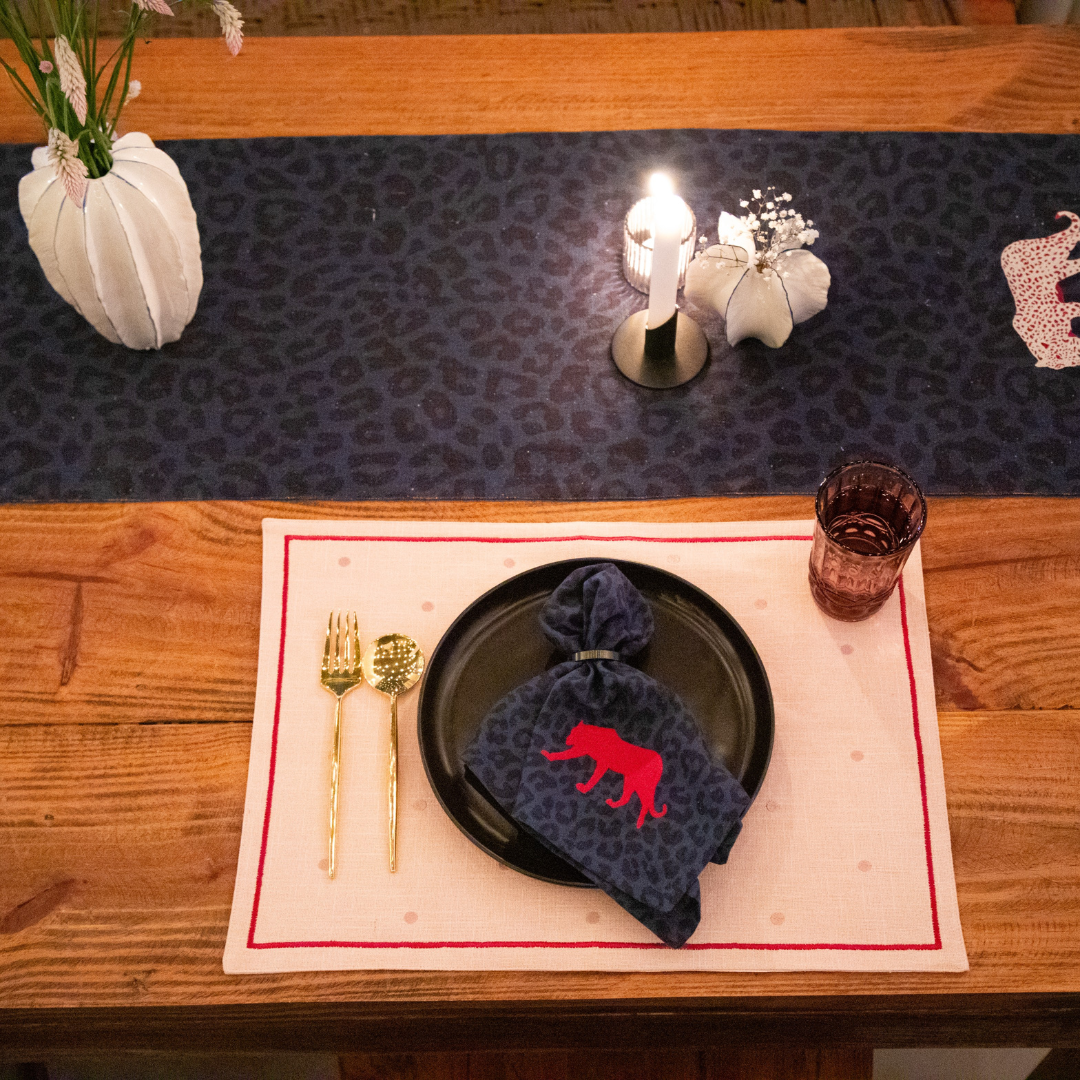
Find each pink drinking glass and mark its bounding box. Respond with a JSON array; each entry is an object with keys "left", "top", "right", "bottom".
[{"left": 808, "top": 461, "right": 927, "bottom": 622}]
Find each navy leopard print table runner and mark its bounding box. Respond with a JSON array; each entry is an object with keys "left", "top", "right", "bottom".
[{"left": 1, "top": 130, "right": 1078, "bottom": 502}]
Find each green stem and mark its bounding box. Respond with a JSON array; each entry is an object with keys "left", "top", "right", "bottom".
[
  {"left": 78, "top": 128, "right": 112, "bottom": 175},
  {"left": 43, "top": 73, "right": 60, "bottom": 128},
  {"left": 0, "top": 55, "right": 45, "bottom": 118},
  {"left": 111, "top": 39, "right": 136, "bottom": 133},
  {"left": 90, "top": 0, "right": 97, "bottom": 97},
  {"left": 1, "top": 0, "right": 42, "bottom": 67},
  {"left": 34, "top": 0, "right": 52, "bottom": 57},
  {"left": 100, "top": 6, "right": 141, "bottom": 125}
]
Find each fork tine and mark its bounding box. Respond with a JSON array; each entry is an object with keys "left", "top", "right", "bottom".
[
  {"left": 343, "top": 612, "right": 353, "bottom": 672},
  {"left": 322, "top": 612, "right": 333, "bottom": 675},
  {"left": 334, "top": 612, "right": 342, "bottom": 674},
  {"left": 350, "top": 612, "right": 361, "bottom": 674}
]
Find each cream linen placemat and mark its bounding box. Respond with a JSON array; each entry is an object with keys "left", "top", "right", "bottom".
[{"left": 223, "top": 519, "right": 967, "bottom": 973}]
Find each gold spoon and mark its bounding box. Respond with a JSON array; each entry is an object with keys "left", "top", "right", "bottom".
[{"left": 362, "top": 634, "right": 425, "bottom": 873}]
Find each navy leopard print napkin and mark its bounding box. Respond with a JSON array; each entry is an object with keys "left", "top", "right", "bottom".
[{"left": 463, "top": 563, "right": 750, "bottom": 947}]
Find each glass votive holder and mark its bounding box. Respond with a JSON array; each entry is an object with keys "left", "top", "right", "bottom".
[
  {"left": 622, "top": 197, "right": 697, "bottom": 294},
  {"left": 808, "top": 461, "right": 927, "bottom": 622}
]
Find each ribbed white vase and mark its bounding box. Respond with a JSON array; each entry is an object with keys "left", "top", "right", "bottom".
[{"left": 18, "top": 132, "right": 202, "bottom": 350}]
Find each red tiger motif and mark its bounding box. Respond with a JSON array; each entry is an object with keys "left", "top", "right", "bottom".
[{"left": 541, "top": 721, "right": 667, "bottom": 829}]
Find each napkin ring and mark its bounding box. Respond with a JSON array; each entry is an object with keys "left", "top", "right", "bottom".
[{"left": 571, "top": 650, "right": 621, "bottom": 662}]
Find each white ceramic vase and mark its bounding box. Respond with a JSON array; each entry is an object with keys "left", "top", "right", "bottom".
[
  {"left": 684, "top": 211, "right": 830, "bottom": 348},
  {"left": 18, "top": 132, "right": 202, "bottom": 350}
]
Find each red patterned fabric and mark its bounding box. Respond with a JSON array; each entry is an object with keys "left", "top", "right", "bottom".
[{"left": 1002, "top": 210, "right": 1080, "bottom": 369}]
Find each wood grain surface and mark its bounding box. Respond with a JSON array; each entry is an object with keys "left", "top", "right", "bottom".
[
  {"left": 2, "top": 24, "right": 1080, "bottom": 1054},
  {"left": 60, "top": 0, "right": 967, "bottom": 39},
  {"left": 3, "top": 28, "right": 1080, "bottom": 147},
  {"left": 0, "top": 497, "right": 1078, "bottom": 1050}
]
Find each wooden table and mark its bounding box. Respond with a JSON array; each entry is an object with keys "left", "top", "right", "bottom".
[{"left": 2, "top": 28, "right": 1080, "bottom": 1057}]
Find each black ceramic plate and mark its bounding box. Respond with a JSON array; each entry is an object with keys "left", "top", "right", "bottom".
[{"left": 417, "top": 558, "right": 774, "bottom": 887}]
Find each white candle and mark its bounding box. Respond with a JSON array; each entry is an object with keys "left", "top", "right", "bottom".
[{"left": 647, "top": 173, "right": 682, "bottom": 329}]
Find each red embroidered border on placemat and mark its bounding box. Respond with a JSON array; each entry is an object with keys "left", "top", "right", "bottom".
[{"left": 247, "top": 534, "right": 939, "bottom": 953}]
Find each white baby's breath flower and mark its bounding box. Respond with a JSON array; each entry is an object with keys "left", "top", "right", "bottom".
[
  {"left": 731, "top": 185, "right": 823, "bottom": 269},
  {"left": 212, "top": 0, "right": 244, "bottom": 55},
  {"left": 125, "top": 80, "right": 142, "bottom": 103},
  {"left": 48, "top": 127, "right": 88, "bottom": 204},
  {"left": 54, "top": 37, "right": 87, "bottom": 124}
]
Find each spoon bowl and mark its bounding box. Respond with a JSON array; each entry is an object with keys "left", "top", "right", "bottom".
[{"left": 364, "top": 634, "right": 425, "bottom": 698}]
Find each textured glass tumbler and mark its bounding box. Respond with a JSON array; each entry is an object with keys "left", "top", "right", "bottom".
[
  {"left": 808, "top": 461, "right": 927, "bottom": 622},
  {"left": 622, "top": 196, "right": 697, "bottom": 294}
]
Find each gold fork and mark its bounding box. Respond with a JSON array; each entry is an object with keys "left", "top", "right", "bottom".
[{"left": 320, "top": 611, "right": 363, "bottom": 880}]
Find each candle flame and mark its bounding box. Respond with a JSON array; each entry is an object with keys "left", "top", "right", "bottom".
[{"left": 648, "top": 172, "right": 674, "bottom": 197}]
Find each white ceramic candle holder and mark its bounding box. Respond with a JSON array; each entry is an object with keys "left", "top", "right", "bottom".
[{"left": 622, "top": 196, "right": 697, "bottom": 294}]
